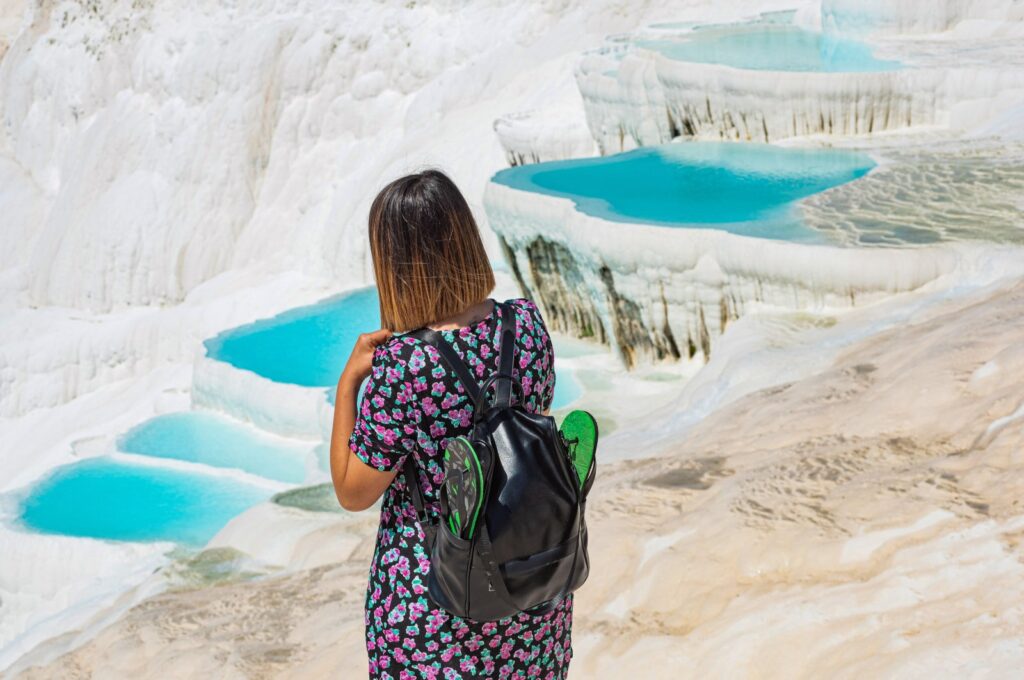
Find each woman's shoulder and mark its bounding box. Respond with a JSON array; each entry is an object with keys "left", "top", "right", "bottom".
[
  {"left": 503, "top": 294, "right": 544, "bottom": 319},
  {"left": 503, "top": 296, "right": 552, "bottom": 346},
  {"left": 369, "top": 333, "right": 442, "bottom": 376}
]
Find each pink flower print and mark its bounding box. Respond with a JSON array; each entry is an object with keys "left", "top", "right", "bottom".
[
  {"left": 522, "top": 374, "right": 533, "bottom": 396},
  {"left": 409, "top": 349, "right": 425, "bottom": 372},
  {"left": 384, "top": 629, "right": 400, "bottom": 643},
  {"left": 387, "top": 603, "right": 407, "bottom": 626},
  {"left": 460, "top": 658, "right": 475, "bottom": 673},
  {"left": 386, "top": 367, "right": 402, "bottom": 383},
  {"left": 400, "top": 671, "right": 415, "bottom": 680},
  {"left": 421, "top": 397, "right": 438, "bottom": 417},
  {"left": 483, "top": 659, "right": 496, "bottom": 674},
  {"left": 500, "top": 641, "right": 513, "bottom": 659},
  {"left": 429, "top": 422, "right": 446, "bottom": 438},
  {"left": 413, "top": 376, "right": 428, "bottom": 392},
  {"left": 430, "top": 380, "right": 446, "bottom": 396},
  {"left": 372, "top": 394, "right": 386, "bottom": 409},
  {"left": 375, "top": 425, "right": 397, "bottom": 446},
  {"left": 431, "top": 365, "right": 445, "bottom": 379},
  {"left": 480, "top": 343, "right": 491, "bottom": 358},
  {"left": 441, "top": 393, "right": 459, "bottom": 409},
  {"left": 441, "top": 645, "right": 458, "bottom": 663}
]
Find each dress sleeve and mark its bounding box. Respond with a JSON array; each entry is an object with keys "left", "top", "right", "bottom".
[
  {"left": 348, "top": 340, "right": 422, "bottom": 472},
  {"left": 515, "top": 297, "right": 556, "bottom": 413}
]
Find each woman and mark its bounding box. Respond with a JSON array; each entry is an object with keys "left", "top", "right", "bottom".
[{"left": 329, "top": 169, "right": 573, "bottom": 679}]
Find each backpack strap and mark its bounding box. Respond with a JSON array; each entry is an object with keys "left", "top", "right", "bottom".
[
  {"left": 407, "top": 325, "right": 484, "bottom": 405},
  {"left": 474, "top": 515, "right": 520, "bottom": 612},
  {"left": 401, "top": 300, "right": 501, "bottom": 526},
  {"left": 402, "top": 461, "right": 433, "bottom": 529},
  {"left": 495, "top": 300, "right": 517, "bottom": 408}
]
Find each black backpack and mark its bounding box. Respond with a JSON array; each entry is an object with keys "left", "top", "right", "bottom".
[{"left": 402, "top": 300, "right": 593, "bottom": 621}]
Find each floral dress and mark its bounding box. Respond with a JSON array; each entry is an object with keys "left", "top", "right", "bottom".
[{"left": 349, "top": 297, "right": 573, "bottom": 680}]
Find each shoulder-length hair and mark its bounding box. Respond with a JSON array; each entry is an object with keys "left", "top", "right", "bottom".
[{"left": 368, "top": 169, "right": 495, "bottom": 332}]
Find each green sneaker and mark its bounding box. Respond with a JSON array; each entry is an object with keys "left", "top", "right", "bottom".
[
  {"left": 559, "top": 410, "right": 598, "bottom": 489},
  {"left": 442, "top": 436, "right": 485, "bottom": 539}
]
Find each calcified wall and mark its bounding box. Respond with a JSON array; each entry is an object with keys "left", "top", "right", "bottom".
[
  {"left": 493, "top": 110, "right": 596, "bottom": 166},
  {"left": 484, "top": 182, "right": 958, "bottom": 368},
  {"left": 576, "top": 50, "right": 947, "bottom": 150},
  {"left": 656, "top": 56, "right": 945, "bottom": 143},
  {"left": 576, "top": 39, "right": 1024, "bottom": 151},
  {"left": 575, "top": 49, "right": 673, "bottom": 153},
  {"left": 821, "top": 0, "right": 1024, "bottom": 34}
]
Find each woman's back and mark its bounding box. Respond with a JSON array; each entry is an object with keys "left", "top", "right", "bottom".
[{"left": 348, "top": 296, "right": 573, "bottom": 678}]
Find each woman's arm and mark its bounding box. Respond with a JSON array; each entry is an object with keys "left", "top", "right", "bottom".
[{"left": 329, "top": 329, "right": 400, "bottom": 512}]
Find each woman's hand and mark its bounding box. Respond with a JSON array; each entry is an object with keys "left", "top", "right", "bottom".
[{"left": 342, "top": 328, "right": 393, "bottom": 384}]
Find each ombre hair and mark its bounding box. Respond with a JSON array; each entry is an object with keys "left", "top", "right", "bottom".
[{"left": 368, "top": 169, "right": 495, "bottom": 333}]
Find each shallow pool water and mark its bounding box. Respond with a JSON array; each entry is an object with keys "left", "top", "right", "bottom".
[
  {"left": 552, "top": 362, "right": 583, "bottom": 409},
  {"left": 17, "top": 458, "right": 270, "bottom": 545},
  {"left": 638, "top": 24, "right": 901, "bottom": 73},
  {"left": 492, "top": 142, "right": 876, "bottom": 241},
  {"left": 204, "top": 286, "right": 380, "bottom": 388},
  {"left": 118, "top": 411, "right": 309, "bottom": 484}
]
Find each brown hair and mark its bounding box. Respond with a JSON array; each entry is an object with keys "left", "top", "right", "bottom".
[{"left": 368, "top": 169, "right": 495, "bottom": 332}]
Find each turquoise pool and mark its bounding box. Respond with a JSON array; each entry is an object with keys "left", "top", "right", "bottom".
[
  {"left": 117, "top": 411, "right": 309, "bottom": 484},
  {"left": 638, "top": 24, "right": 901, "bottom": 73},
  {"left": 552, "top": 361, "right": 582, "bottom": 409},
  {"left": 16, "top": 458, "right": 270, "bottom": 545},
  {"left": 491, "top": 142, "right": 876, "bottom": 241},
  {"left": 204, "top": 286, "right": 380, "bottom": 388}
]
